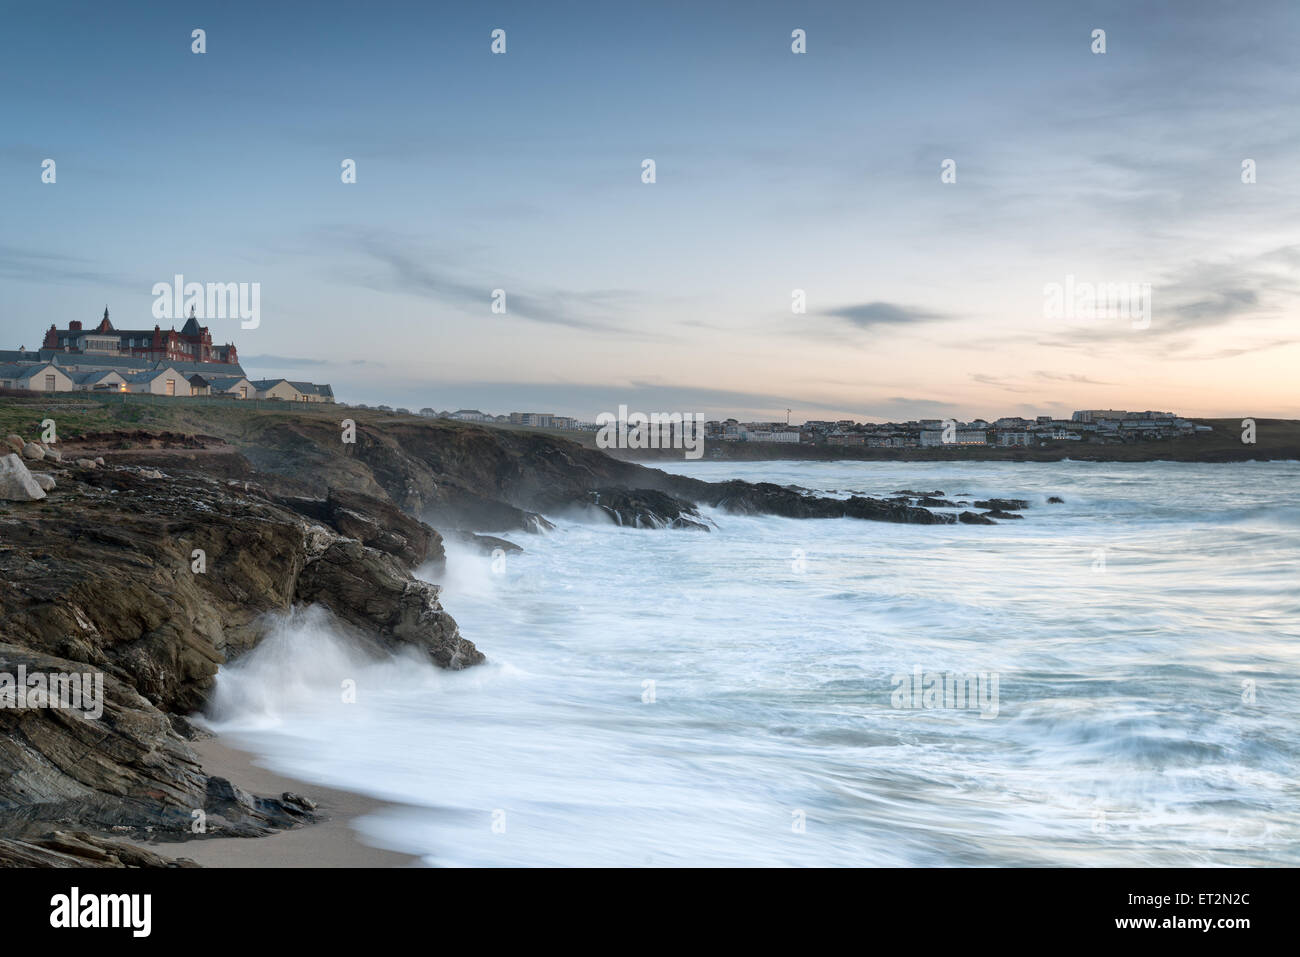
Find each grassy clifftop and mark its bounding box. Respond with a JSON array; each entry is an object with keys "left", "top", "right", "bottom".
[{"left": 2, "top": 393, "right": 1296, "bottom": 464}]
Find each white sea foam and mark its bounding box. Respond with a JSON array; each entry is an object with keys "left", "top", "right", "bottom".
[{"left": 202, "top": 460, "right": 1300, "bottom": 866}]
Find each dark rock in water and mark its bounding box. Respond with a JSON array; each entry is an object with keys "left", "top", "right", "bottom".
[
  {"left": 447, "top": 530, "right": 524, "bottom": 554},
  {"left": 918, "top": 496, "right": 958, "bottom": 508},
  {"left": 973, "top": 498, "right": 1030, "bottom": 511},
  {"left": 1047, "top": 496, "right": 1065, "bottom": 504},
  {"left": 984, "top": 509, "right": 1024, "bottom": 520},
  {"left": 706, "top": 481, "right": 950, "bottom": 524},
  {"left": 577, "top": 488, "right": 710, "bottom": 530},
  {"left": 959, "top": 511, "right": 997, "bottom": 524},
  {"left": 893, "top": 489, "right": 945, "bottom": 497}
]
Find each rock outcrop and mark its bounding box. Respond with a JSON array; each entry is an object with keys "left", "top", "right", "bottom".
[
  {"left": 0, "top": 458, "right": 480, "bottom": 857},
  {"left": 0, "top": 830, "right": 200, "bottom": 868}
]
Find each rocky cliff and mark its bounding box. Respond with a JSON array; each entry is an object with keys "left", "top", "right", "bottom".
[{"left": 0, "top": 443, "right": 478, "bottom": 866}]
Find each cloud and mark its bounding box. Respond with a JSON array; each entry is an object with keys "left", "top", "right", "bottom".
[
  {"left": 241, "top": 354, "right": 385, "bottom": 370},
  {"left": 1034, "top": 371, "right": 1112, "bottom": 385},
  {"left": 823, "top": 301, "right": 950, "bottom": 331},
  {"left": 329, "top": 228, "right": 627, "bottom": 331},
  {"left": 0, "top": 245, "right": 136, "bottom": 289},
  {"left": 240, "top": 354, "right": 327, "bottom": 367},
  {"left": 1040, "top": 244, "right": 1300, "bottom": 352},
  {"left": 970, "top": 373, "right": 1032, "bottom": 393}
]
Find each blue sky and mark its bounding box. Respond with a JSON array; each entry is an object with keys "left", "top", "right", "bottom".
[{"left": 2, "top": 0, "right": 1298, "bottom": 419}]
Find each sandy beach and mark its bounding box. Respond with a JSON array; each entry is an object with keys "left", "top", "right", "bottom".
[{"left": 134, "top": 736, "right": 423, "bottom": 868}]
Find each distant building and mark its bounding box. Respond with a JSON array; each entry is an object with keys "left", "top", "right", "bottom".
[
  {"left": 248, "top": 379, "right": 334, "bottom": 403},
  {"left": 41, "top": 307, "right": 239, "bottom": 366},
  {"left": 250, "top": 378, "right": 301, "bottom": 401},
  {"left": 290, "top": 381, "right": 334, "bottom": 403},
  {"left": 508, "top": 412, "right": 555, "bottom": 426}
]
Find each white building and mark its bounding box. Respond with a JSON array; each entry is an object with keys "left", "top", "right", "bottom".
[
  {"left": 124, "top": 366, "right": 187, "bottom": 395},
  {"left": 74, "top": 369, "right": 127, "bottom": 392},
  {"left": 0, "top": 361, "right": 76, "bottom": 392},
  {"left": 207, "top": 376, "right": 253, "bottom": 399}
]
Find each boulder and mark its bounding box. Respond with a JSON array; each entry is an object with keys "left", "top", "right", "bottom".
[
  {"left": 21, "top": 442, "right": 45, "bottom": 461},
  {"left": 43, "top": 447, "right": 62, "bottom": 463},
  {"left": 4, "top": 434, "right": 24, "bottom": 454},
  {"left": 1047, "top": 496, "right": 1065, "bottom": 504},
  {"left": 0, "top": 453, "right": 46, "bottom": 501},
  {"left": 75, "top": 458, "right": 97, "bottom": 468},
  {"left": 30, "top": 472, "right": 57, "bottom": 492}
]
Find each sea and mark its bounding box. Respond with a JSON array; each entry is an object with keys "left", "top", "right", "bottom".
[{"left": 203, "top": 460, "right": 1300, "bottom": 866}]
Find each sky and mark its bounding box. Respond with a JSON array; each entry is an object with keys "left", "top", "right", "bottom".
[{"left": 2, "top": 0, "right": 1298, "bottom": 421}]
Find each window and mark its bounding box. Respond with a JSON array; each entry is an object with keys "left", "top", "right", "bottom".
[
  {"left": 166, "top": 378, "right": 176, "bottom": 396},
  {"left": 239, "top": 386, "right": 247, "bottom": 398},
  {"left": 44, "top": 374, "right": 55, "bottom": 391}
]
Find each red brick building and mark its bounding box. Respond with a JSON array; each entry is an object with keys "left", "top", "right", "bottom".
[{"left": 41, "top": 307, "right": 239, "bottom": 365}]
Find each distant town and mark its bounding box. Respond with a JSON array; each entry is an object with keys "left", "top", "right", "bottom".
[{"left": 367, "top": 408, "right": 1214, "bottom": 448}]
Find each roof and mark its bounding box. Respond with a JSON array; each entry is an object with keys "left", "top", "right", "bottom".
[
  {"left": 152, "top": 359, "right": 247, "bottom": 377},
  {"left": 206, "top": 376, "right": 251, "bottom": 389},
  {"left": 31, "top": 353, "right": 245, "bottom": 377},
  {"left": 43, "top": 352, "right": 154, "bottom": 371},
  {"left": 249, "top": 378, "right": 294, "bottom": 391},
  {"left": 0, "top": 362, "right": 64, "bottom": 381},
  {"left": 122, "top": 367, "right": 183, "bottom": 383},
  {"left": 73, "top": 369, "right": 125, "bottom": 384},
  {"left": 0, "top": 350, "right": 43, "bottom": 364},
  {"left": 288, "top": 381, "right": 333, "bottom": 398}
]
